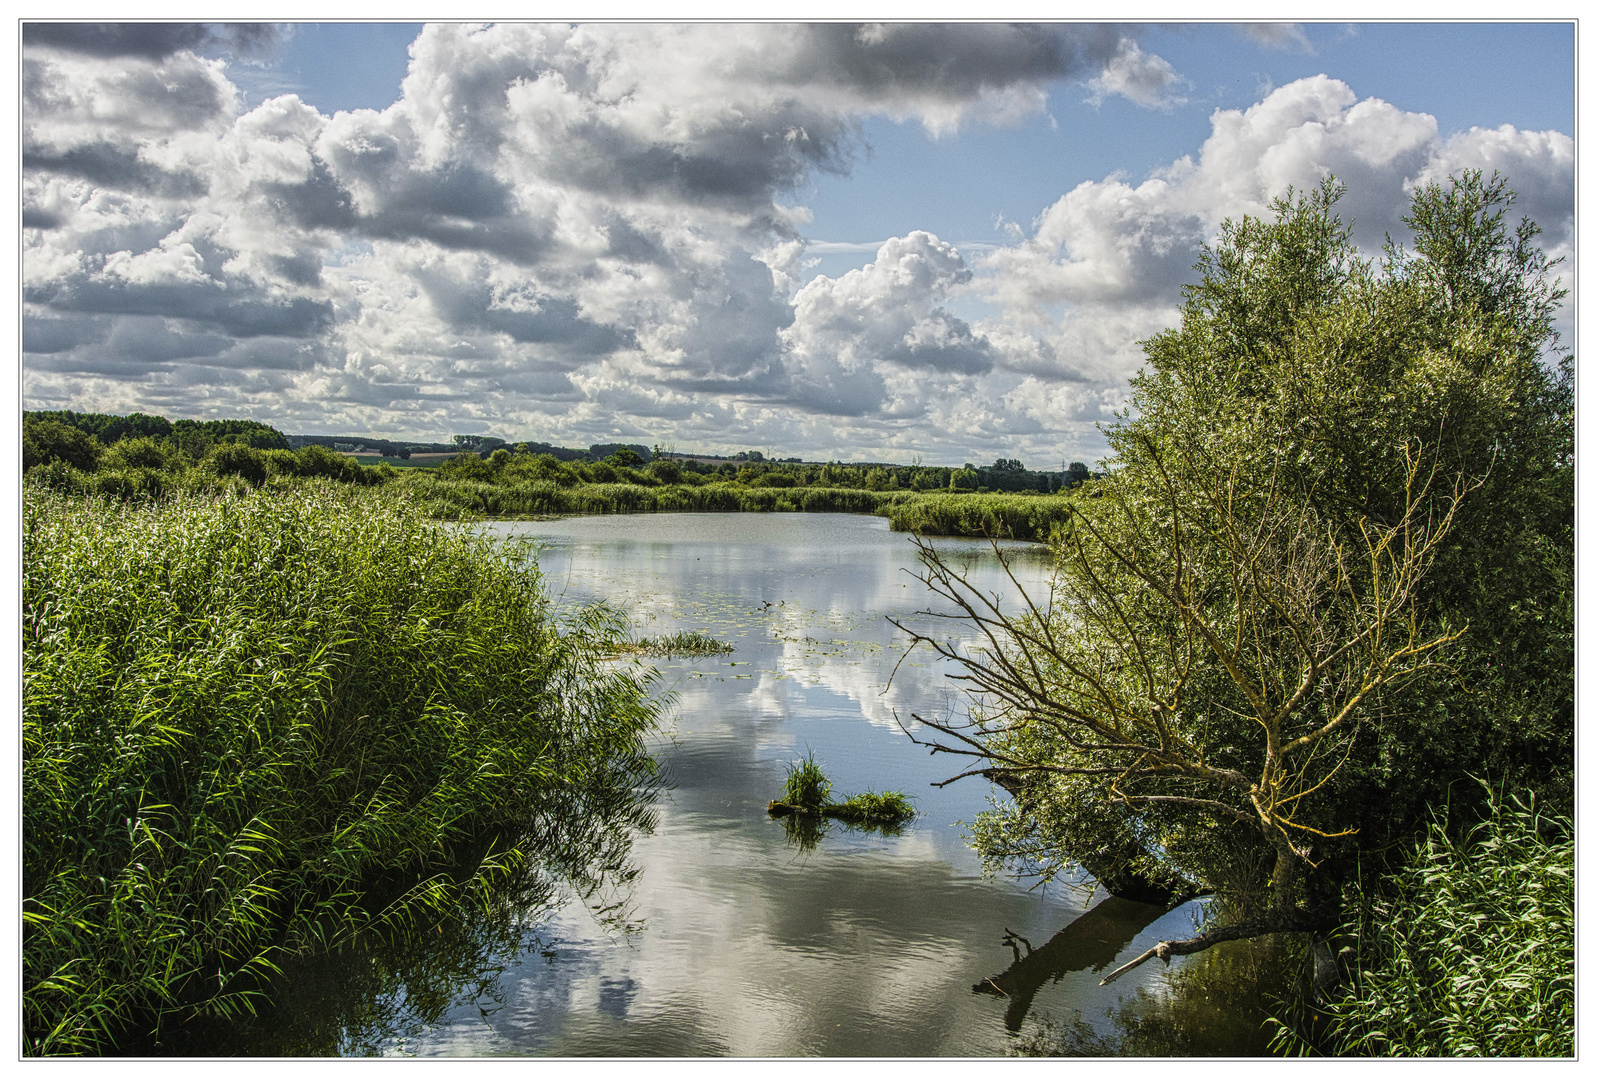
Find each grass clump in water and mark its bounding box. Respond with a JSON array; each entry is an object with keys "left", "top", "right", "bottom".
[
  {"left": 616, "top": 630, "right": 735, "bottom": 658},
  {"left": 22, "top": 483, "right": 662, "bottom": 1055},
  {"left": 778, "top": 752, "right": 832, "bottom": 812},
  {"left": 767, "top": 754, "right": 913, "bottom": 829},
  {"left": 828, "top": 790, "right": 916, "bottom": 825}
]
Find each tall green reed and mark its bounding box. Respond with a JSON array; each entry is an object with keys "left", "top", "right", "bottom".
[
  {"left": 1269, "top": 784, "right": 1573, "bottom": 1057},
  {"left": 23, "top": 483, "right": 662, "bottom": 1054},
  {"left": 883, "top": 492, "right": 1074, "bottom": 541}
]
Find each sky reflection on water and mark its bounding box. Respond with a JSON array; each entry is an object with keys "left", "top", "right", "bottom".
[{"left": 330, "top": 513, "right": 1217, "bottom": 1056}]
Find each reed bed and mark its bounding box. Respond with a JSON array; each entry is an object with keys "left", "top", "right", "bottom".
[
  {"left": 395, "top": 473, "right": 916, "bottom": 520},
  {"left": 614, "top": 631, "right": 736, "bottom": 658},
  {"left": 1270, "top": 787, "right": 1574, "bottom": 1057},
  {"left": 22, "top": 484, "right": 662, "bottom": 1054},
  {"left": 882, "top": 492, "right": 1074, "bottom": 541}
]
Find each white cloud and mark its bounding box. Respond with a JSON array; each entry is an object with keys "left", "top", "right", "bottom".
[
  {"left": 1084, "top": 40, "right": 1189, "bottom": 111},
  {"left": 1237, "top": 23, "right": 1314, "bottom": 53},
  {"left": 21, "top": 27, "right": 1574, "bottom": 467}
]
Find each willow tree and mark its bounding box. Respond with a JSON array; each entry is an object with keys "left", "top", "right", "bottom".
[{"left": 898, "top": 173, "right": 1572, "bottom": 967}]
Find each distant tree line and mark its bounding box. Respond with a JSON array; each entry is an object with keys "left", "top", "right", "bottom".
[
  {"left": 24, "top": 408, "right": 1094, "bottom": 495},
  {"left": 24, "top": 410, "right": 291, "bottom": 470}
]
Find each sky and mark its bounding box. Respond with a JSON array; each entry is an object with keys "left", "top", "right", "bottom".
[{"left": 18, "top": 19, "right": 1576, "bottom": 467}]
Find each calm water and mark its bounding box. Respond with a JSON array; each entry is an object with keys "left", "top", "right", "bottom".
[{"left": 190, "top": 512, "right": 1256, "bottom": 1057}]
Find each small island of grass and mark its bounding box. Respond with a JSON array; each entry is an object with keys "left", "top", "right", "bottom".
[{"left": 766, "top": 754, "right": 914, "bottom": 826}]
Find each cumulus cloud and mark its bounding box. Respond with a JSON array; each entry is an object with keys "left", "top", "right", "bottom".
[
  {"left": 970, "top": 74, "right": 1574, "bottom": 439},
  {"left": 21, "top": 26, "right": 1573, "bottom": 466},
  {"left": 1084, "top": 39, "right": 1190, "bottom": 110},
  {"left": 23, "top": 22, "right": 282, "bottom": 61}
]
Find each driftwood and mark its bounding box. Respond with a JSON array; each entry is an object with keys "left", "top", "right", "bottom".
[{"left": 1099, "top": 906, "right": 1335, "bottom": 985}]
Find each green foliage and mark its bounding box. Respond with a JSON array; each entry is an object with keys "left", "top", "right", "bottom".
[
  {"left": 1270, "top": 787, "right": 1573, "bottom": 1057},
  {"left": 771, "top": 755, "right": 913, "bottom": 829},
  {"left": 621, "top": 631, "right": 735, "bottom": 657},
  {"left": 924, "top": 172, "right": 1570, "bottom": 940},
  {"left": 23, "top": 416, "right": 103, "bottom": 472},
  {"left": 779, "top": 753, "right": 832, "bottom": 812},
  {"left": 25, "top": 409, "right": 174, "bottom": 445},
  {"left": 205, "top": 443, "right": 269, "bottom": 486},
  {"left": 170, "top": 418, "right": 290, "bottom": 453},
  {"left": 393, "top": 471, "right": 915, "bottom": 519},
  {"left": 645, "top": 458, "right": 682, "bottom": 484},
  {"left": 22, "top": 485, "right": 662, "bottom": 1054},
  {"left": 271, "top": 444, "right": 384, "bottom": 486},
  {"left": 885, "top": 491, "right": 1074, "bottom": 540},
  {"left": 102, "top": 436, "right": 180, "bottom": 472},
  {"left": 828, "top": 790, "right": 915, "bottom": 826}
]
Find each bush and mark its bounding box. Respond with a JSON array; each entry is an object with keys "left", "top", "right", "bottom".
[
  {"left": 22, "top": 485, "right": 662, "bottom": 1053},
  {"left": 102, "top": 436, "right": 178, "bottom": 472},
  {"left": 205, "top": 443, "right": 268, "bottom": 486}
]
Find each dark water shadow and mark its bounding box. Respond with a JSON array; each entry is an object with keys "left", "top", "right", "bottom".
[{"left": 973, "top": 896, "right": 1170, "bottom": 1033}]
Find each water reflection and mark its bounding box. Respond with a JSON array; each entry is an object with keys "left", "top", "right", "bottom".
[
  {"left": 141, "top": 723, "right": 659, "bottom": 1057},
  {"left": 159, "top": 512, "right": 1260, "bottom": 1056},
  {"left": 974, "top": 897, "right": 1170, "bottom": 1033}
]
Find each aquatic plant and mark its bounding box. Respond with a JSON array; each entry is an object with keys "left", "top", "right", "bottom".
[
  {"left": 767, "top": 756, "right": 913, "bottom": 828},
  {"left": 778, "top": 753, "right": 832, "bottom": 812},
  {"left": 22, "top": 483, "right": 662, "bottom": 1054},
  {"left": 615, "top": 631, "right": 736, "bottom": 657},
  {"left": 828, "top": 790, "right": 916, "bottom": 825}
]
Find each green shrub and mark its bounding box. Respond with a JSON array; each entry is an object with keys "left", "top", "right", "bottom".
[
  {"left": 22, "top": 484, "right": 662, "bottom": 1054},
  {"left": 102, "top": 436, "right": 178, "bottom": 472},
  {"left": 206, "top": 443, "right": 268, "bottom": 486}
]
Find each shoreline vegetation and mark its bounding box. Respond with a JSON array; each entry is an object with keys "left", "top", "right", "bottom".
[
  {"left": 22, "top": 483, "right": 663, "bottom": 1054},
  {"left": 22, "top": 409, "right": 1086, "bottom": 542}
]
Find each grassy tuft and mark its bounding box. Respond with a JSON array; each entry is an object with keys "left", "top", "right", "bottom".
[
  {"left": 768, "top": 756, "right": 914, "bottom": 832},
  {"left": 614, "top": 631, "right": 736, "bottom": 657},
  {"left": 828, "top": 790, "right": 916, "bottom": 826},
  {"left": 779, "top": 753, "right": 832, "bottom": 812}
]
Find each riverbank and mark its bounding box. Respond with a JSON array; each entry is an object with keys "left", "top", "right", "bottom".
[
  {"left": 22, "top": 484, "right": 662, "bottom": 1054},
  {"left": 23, "top": 447, "right": 1079, "bottom": 542}
]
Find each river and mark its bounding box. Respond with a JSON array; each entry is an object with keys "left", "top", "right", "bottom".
[{"left": 173, "top": 511, "right": 1279, "bottom": 1056}]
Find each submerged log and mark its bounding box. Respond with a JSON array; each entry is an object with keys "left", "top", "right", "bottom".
[
  {"left": 766, "top": 799, "right": 912, "bottom": 826},
  {"left": 1099, "top": 906, "right": 1337, "bottom": 985}
]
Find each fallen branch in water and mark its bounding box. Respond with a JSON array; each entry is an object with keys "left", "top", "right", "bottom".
[{"left": 1099, "top": 906, "right": 1335, "bottom": 985}]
